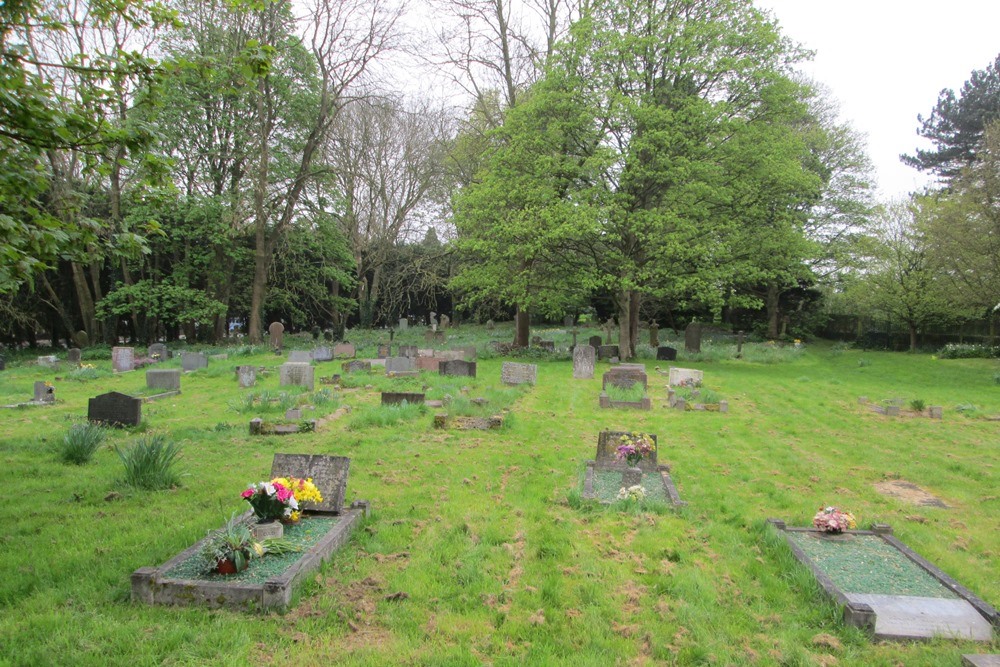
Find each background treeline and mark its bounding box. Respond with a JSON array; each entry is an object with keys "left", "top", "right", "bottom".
[{"left": 1, "top": 0, "right": 998, "bottom": 354}]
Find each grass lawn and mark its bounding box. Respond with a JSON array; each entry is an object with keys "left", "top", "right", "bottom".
[{"left": 0, "top": 327, "right": 997, "bottom": 666}]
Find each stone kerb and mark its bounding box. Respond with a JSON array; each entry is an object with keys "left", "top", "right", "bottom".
[
  {"left": 146, "top": 369, "right": 181, "bottom": 391},
  {"left": 181, "top": 352, "right": 208, "bottom": 372},
  {"left": 88, "top": 391, "right": 142, "bottom": 426},
  {"left": 440, "top": 360, "right": 476, "bottom": 377},
  {"left": 601, "top": 364, "right": 648, "bottom": 391},
  {"left": 594, "top": 430, "right": 659, "bottom": 472},
  {"left": 573, "top": 345, "right": 595, "bottom": 379},
  {"left": 668, "top": 367, "right": 703, "bottom": 387},
  {"left": 381, "top": 392, "right": 425, "bottom": 406},
  {"left": 501, "top": 362, "right": 537, "bottom": 386},
  {"left": 280, "top": 363, "right": 315, "bottom": 391}
]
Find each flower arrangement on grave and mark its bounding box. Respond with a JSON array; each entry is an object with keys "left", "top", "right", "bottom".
[
  {"left": 200, "top": 513, "right": 301, "bottom": 575},
  {"left": 270, "top": 476, "right": 323, "bottom": 524},
  {"left": 813, "top": 506, "right": 857, "bottom": 534},
  {"left": 616, "top": 485, "right": 647, "bottom": 502},
  {"left": 615, "top": 432, "right": 656, "bottom": 467},
  {"left": 242, "top": 477, "right": 323, "bottom": 524}
]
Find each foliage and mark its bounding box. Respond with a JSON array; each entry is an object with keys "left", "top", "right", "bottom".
[
  {"left": 936, "top": 343, "right": 1000, "bottom": 359},
  {"left": 57, "top": 423, "right": 107, "bottom": 465},
  {"left": 198, "top": 513, "right": 260, "bottom": 573},
  {"left": 614, "top": 432, "right": 656, "bottom": 467},
  {"left": 115, "top": 434, "right": 184, "bottom": 490},
  {"left": 909, "top": 399, "right": 926, "bottom": 412},
  {"left": 96, "top": 279, "right": 227, "bottom": 329}
]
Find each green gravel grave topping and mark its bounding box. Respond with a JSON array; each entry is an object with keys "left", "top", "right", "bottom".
[{"left": 590, "top": 469, "right": 669, "bottom": 503}]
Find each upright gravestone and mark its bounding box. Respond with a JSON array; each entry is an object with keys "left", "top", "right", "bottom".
[
  {"left": 649, "top": 323, "right": 659, "bottom": 347},
  {"left": 457, "top": 345, "right": 477, "bottom": 361},
  {"left": 377, "top": 344, "right": 391, "bottom": 358},
  {"left": 415, "top": 357, "right": 441, "bottom": 372},
  {"left": 381, "top": 392, "right": 425, "bottom": 406},
  {"left": 112, "top": 347, "right": 135, "bottom": 372},
  {"left": 501, "top": 362, "right": 537, "bottom": 386},
  {"left": 685, "top": 321, "right": 702, "bottom": 354},
  {"left": 602, "top": 364, "right": 648, "bottom": 391},
  {"left": 148, "top": 343, "right": 168, "bottom": 360},
  {"left": 33, "top": 381, "right": 55, "bottom": 403},
  {"left": 312, "top": 346, "right": 333, "bottom": 362},
  {"left": 440, "top": 360, "right": 476, "bottom": 377},
  {"left": 440, "top": 314, "right": 450, "bottom": 329},
  {"left": 236, "top": 365, "right": 257, "bottom": 388},
  {"left": 573, "top": 345, "right": 596, "bottom": 379},
  {"left": 398, "top": 317, "right": 408, "bottom": 330},
  {"left": 181, "top": 351, "right": 208, "bottom": 372},
  {"left": 736, "top": 330, "right": 745, "bottom": 357},
  {"left": 597, "top": 345, "right": 619, "bottom": 361},
  {"left": 287, "top": 350, "right": 313, "bottom": 363},
  {"left": 385, "top": 357, "right": 415, "bottom": 374},
  {"left": 67, "top": 348, "right": 82, "bottom": 364},
  {"left": 564, "top": 315, "right": 574, "bottom": 327},
  {"left": 88, "top": 391, "right": 142, "bottom": 427},
  {"left": 668, "top": 367, "right": 703, "bottom": 387},
  {"left": 399, "top": 344, "right": 418, "bottom": 358},
  {"left": 268, "top": 321, "right": 284, "bottom": 351},
  {"left": 657, "top": 346, "right": 677, "bottom": 361},
  {"left": 343, "top": 360, "right": 372, "bottom": 373},
  {"left": 333, "top": 343, "right": 356, "bottom": 359},
  {"left": 37, "top": 355, "right": 58, "bottom": 367},
  {"left": 486, "top": 319, "right": 495, "bottom": 331},
  {"left": 270, "top": 454, "right": 350, "bottom": 513},
  {"left": 424, "top": 330, "right": 445, "bottom": 343},
  {"left": 74, "top": 330, "right": 89, "bottom": 348},
  {"left": 595, "top": 431, "right": 658, "bottom": 472},
  {"left": 589, "top": 335, "right": 603, "bottom": 349},
  {"left": 146, "top": 369, "right": 181, "bottom": 391},
  {"left": 280, "top": 363, "right": 315, "bottom": 391},
  {"left": 429, "top": 312, "right": 438, "bottom": 330}
]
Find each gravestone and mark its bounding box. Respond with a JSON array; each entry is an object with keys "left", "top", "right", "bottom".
[
  {"left": 236, "top": 365, "right": 257, "bottom": 388},
  {"left": 146, "top": 369, "right": 181, "bottom": 391},
  {"left": 385, "top": 357, "right": 415, "bottom": 374},
  {"left": 37, "top": 355, "right": 58, "bottom": 367},
  {"left": 415, "top": 357, "right": 441, "bottom": 372},
  {"left": 74, "top": 330, "right": 89, "bottom": 348},
  {"left": 342, "top": 360, "right": 371, "bottom": 373},
  {"left": 268, "top": 322, "right": 284, "bottom": 350},
  {"left": 594, "top": 431, "right": 658, "bottom": 471},
  {"left": 429, "top": 312, "right": 438, "bottom": 330},
  {"left": 333, "top": 343, "right": 356, "bottom": 358},
  {"left": 285, "top": 409, "right": 302, "bottom": 420},
  {"left": 736, "top": 331, "right": 745, "bottom": 358},
  {"left": 280, "top": 363, "right": 315, "bottom": 391},
  {"left": 657, "top": 346, "right": 677, "bottom": 361},
  {"left": 486, "top": 319, "right": 495, "bottom": 331},
  {"left": 287, "top": 350, "right": 313, "bottom": 363},
  {"left": 531, "top": 335, "right": 542, "bottom": 347},
  {"left": 425, "top": 330, "right": 445, "bottom": 343},
  {"left": 456, "top": 345, "right": 477, "bottom": 361},
  {"left": 112, "top": 347, "right": 135, "bottom": 372},
  {"left": 440, "top": 360, "right": 476, "bottom": 377},
  {"left": 88, "top": 391, "right": 142, "bottom": 427},
  {"left": 501, "top": 362, "right": 537, "bottom": 385},
  {"left": 668, "top": 367, "right": 703, "bottom": 387},
  {"left": 434, "top": 350, "right": 463, "bottom": 361},
  {"left": 440, "top": 314, "right": 450, "bottom": 329},
  {"left": 377, "top": 344, "right": 391, "bottom": 358},
  {"left": 573, "top": 345, "right": 596, "bottom": 379},
  {"left": 597, "top": 345, "right": 619, "bottom": 361},
  {"left": 589, "top": 335, "right": 603, "bottom": 348},
  {"left": 399, "top": 345, "right": 418, "bottom": 358},
  {"left": 398, "top": 317, "right": 408, "bottom": 330},
  {"left": 381, "top": 392, "right": 425, "bottom": 405},
  {"left": 148, "top": 343, "right": 168, "bottom": 359},
  {"left": 33, "top": 381, "right": 55, "bottom": 403},
  {"left": 67, "top": 348, "right": 82, "bottom": 363},
  {"left": 603, "top": 318, "right": 616, "bottom": 342},
  {"left": 270, "top": 453, "right": 350, "bottom": 513},
  {"left": 312, "top": 346, "right": 333, "bottom": 362},
  {"left": 181, "top": 352, "right": 208, "bottom": 372},
  {"left": 684, "top": 321, "right": 702, "bottom": 354},
  {"left": 564, "top": 315, "right": 574, "bottom": 327},
  {"left": 602, "top": 364, "right": 647, "bottom": 390},
  {"left": 538, "top": 341, "right": 555, "bottom": 351},
  {"left": 649, "top": 322, "right": 659, "bottom": 347},
  {"left": 0, "top": 356, "right": 5, "bottom": 371}
]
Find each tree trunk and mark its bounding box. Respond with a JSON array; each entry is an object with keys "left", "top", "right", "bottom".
[
  {"left": 909, "top": 323, "right": 918, "bottom": 352},
  {"left": 70, "top": 262, "right": 98, "bottom": 338},
  {"left": 515, "top": 306, "right": 530, "bottom": 347},
  {"left": 40, "top": 274, "right": 76, "bottom": 344},
  {"left": 617, "top": 289, "right": 633, "bottom": 360},
  {"left": 629, "top": 291, "right": 640, "bottom": 355},
  {"left": 248, "top": 243, "right": 270, "bottom": 344},
  {"left": 766, "top": 282, "right": 780, "bottom": 339}
]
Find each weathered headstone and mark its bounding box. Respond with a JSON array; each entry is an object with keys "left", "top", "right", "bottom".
[
  {"left": 0, "top": 356, "right": 6, "bottom": 371},
  {"left": 684, "top": 321, "right": 702, "bottom": 354},
  {"left": 333, "top": 343, "right": 356, "bottom": 358},
  {"left": 67, "top": 348, "right": 82, "bottom": 363},
  {"left": 236, "top": 365, "right": 257, "bottom": 388},
  {"left": 37, "top": 355, "right": 58, "bottom": 367},
  {"left": 602, "top": 364, "right": 647, "bottom": 390},
  {"left": 181, "top": 351, "right": 208, "bottom": 372},
  {"left": 146, "top": 369, "right": 181, "bottom": 391},
  {"left": 385, "top": 357, "right": 415, "bottom": 374},
  {"left": 649, "top": 323, "right": 659, "bottom": 347},
  {"left": 270, "top": 454, "right": 350, "bottom": 513},
  {"left": 564, "top": 315, "right": 574, "bottom": 327},
  {"left": 381, "top": 392, "right": 425, "bottom": 405},
  {"left": 668, "top": 367, "right": 703, "bottom": 387},
  {"left": 377, "top": 344, "right": 391, "bottom": 358},
  {"left": 597, "top": 345, "right": 619, "bottom": 361},
  {"left": 285, "top": 408, "right": 302, "bottom": 420},
  {"left": 594, "top": 431, "right": 658, "bottom": 471},
  {"left": 573, "top": 345, "right": 596, "bottom": 379},
  {"left": 74, "top": 330, "right": 89, "bottom": 348},
  {"left": 415, "top": 357, "right": 441, "bottom": 372},
  {"left": 501, "top": 362, "right": 537, "bottom": 385},
  {"left": 148, "top": 343, "right": 168, "bottom": 359},
  {"left": 486, "top": 319, "right": 495, "bottom": 331},
  {"left": 342, "top": 360, "right": 372, "bottom": 373},
  {"left": 399, "top": 345, "right": 418, "bottom": 358},
  {"left": 424, "top": 330, "right": 445, "bottom": 343},
  {"left": 456, "top": 345, "right": 477, "bottom": 361},
  {"left": 589, "top": 335, "right": 603, "bottom": 349},
  {"left": 440, "top": 314, "right": 450, "bottom": 329},
  {"left": 312, "top": 346, "right": 333, "bottom": 362},
  {"left": 429, "top": 312, "right": 438, "bottom": 330},
  {"left": 657, "top": 346, "right": 677, "bottom": 361},
  {"left": 280, "top": 363, "right": 315, "bottom": 391},
  {"left": 33, "top": 381, "right": 55, "bottom": 403},
  {"left": 88, "top": 391, "right": 142, "bottom": 427},
  {"left": 268, "top": 322, "right": 284, "bottom": 350},
  {"left": 440, "top": 360, "right": 476, "bottom": 377},
  {"left": 434, "top": 350, "right": 464, "bottom": 361},
  {"left": 111, "top": 347, "right": 135, "bottom": 372},
  {"left": 287, "top": 350, "right": 313, "bottom": 363},
  {"left": 398, "top": 317, "right": 408, "bottom": 330}
]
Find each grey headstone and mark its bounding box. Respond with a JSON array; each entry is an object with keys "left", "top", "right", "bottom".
[
  {"left": 398, "top": 317, "right": 408, "bottom": 330},
  {"left": 67, "top": 348, "right": 81, "bottom": 363},
  {"left": 434, "top": 350, "right": 464, "bottom": 361},
  {"left": 381, "top": 392, "right": 425, "bottom": 405},
  {"left": 181, "top": 352, "right": 208, "bottom": 372},
  {"left": 146, "top": 369, "right": 181, "bottom": 391},
  {"left": 668, "top": 367, "right": 703, "bottom": 387},
  {"left": 457, "top": 345, "right": 477, "bottom": 361},
  {"left": 573, "top": 345, "right": 595, "bottom": 379},
  {"left": 147, "top": 343, "right": 168, "bottom": 359},
  {"left": 285, "top": 409, "right": 302, "bottom": 420},
  {"left": 440, "top": 360, "right": 476, "bottom": 377},
  {"left": 34, "top": 381, "right": 55, "bottom": 403},
  {"left": 268, "top": 322, "right": 284, "bottom": 350},
  {"left": 342, "top": 360, "right": 372, "bottom": 373},
  {"left": 312, "top": 346, "right": 333, "bottom": 362},
  {"left": 288, "top": 350, "right": 313, "bottom": 363},
  {"left": 333, "top": 343, "right": 356, "bottom": 358},
  {"left": 684, "top": 322, "right": 701, "bottom": 354},
  {"left": 270, "top": 454, "right": 350, "bottom": 514},
  {"left": 486, "top": 320, "right": 494, "bottom": 331},
  {"left": 657, "top": 346, "right": 677, "bottom": 361},
  {"left": 385, "top": 357, "right": 415, "bottom": 374},
  {"left": 280, "top": 363, "right": 315, "bottom": 391},
  {"left": 377, "top": 344, "right": 391, "bottom": 358},
  {"left": 602, "top": 364, "right": 648, "bottom": 391},
  {"left": 209, "top": 353, "right": 228, "bottom": 361},
  {"left": 88, "top": 391, "right": 142, "bottom": 427},
  {"left": 398, "top": 345, "right": 418, "bottom": 358},
  {"left": 112, "top": 347, "right": 135, "bottom": 372},
  {"left": 74, "top": 330, "right": 89, "bottom": 348},
  {"left": 501, "top": 362, "right": 537, "bottom": 385},
  {"left": 416, "top": 357, "right": 441, "bottom": 372},
  {"left": 439, "top": 314, "right": 450, "bottom": 329},
  {"left": 621, "top": 467, "right": 643, "bottom": 488},
  {"left": 424, "top": 330, "right": 445, "bottom": 343},
  {"left": 597, "top": 345, "right": 619, "bottom": 361},
  {"left": 237, "top": 365, "right": 257, "bottom": 388}
]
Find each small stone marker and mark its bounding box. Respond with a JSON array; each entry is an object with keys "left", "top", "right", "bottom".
[
  {"left": 268, "top": 322, "right": 284, "bottom": 350},
  {"left": 67, "top": 348, "right": 81, "bottom": 363},
  {"left": 333, "top": 343, "right": 356, "bottom": 358},
  {"left": 112, "top": 347, "right": 135, "bottom": 372},
  {"left": 146, "top": 369, "right": 181, "bottom": 391},
  {"left": 88, "top": 391, "right": 142, "bottom": 427},
  {"left": 573, "top": 345, "right": 596, "bottom": 379},
  {"left": 312, "top": 346, "right": 333, "bottom": 362},
  {"left": 74, "top": 330, "right": 89, "bottom": 347},
  {"left": 385, "top": 357, "right": 415, "bottom": 374},
  {"left": 270, "top": 453, "right": 350, "bottom": 513},
  {"left": 33, "top": 381, "right": 55, "bottom": 403},
  {"left": 148, "top": 343, "right": 168, "bottom": 359},
  {"left": 440, "top": 360, "right": 476, "bottom": 377},
  {"left": 657, "top": 346, "right": 677, "bottom": 361},
  {"left": 280, "top": 363, "right": 315, "bottom": 391},
  {"left": 236, "top": 365, "right": 257, "bottom": 388},
  {"left": 684, "top": 322, "right": 702, "bottom": 353},
  {"left": 381, "top": 392, "right": 425, "bottom": 405},
  {"left": 434, "top": 350, "right": 463, "bottom": 361},
  {"left": 589, "top": 335, "right": 602, "bottom": 348},
  {"left": 501, "top": 362, "right": 537, "bottom": 385},
  {"left": 342, "top": 360, "right": 371, "bottom": 373},
  {"left": 594, "top": 431, "right": 658, "bottom": 471},
  {"left": 602, "top": 364, "right": 648, "bottom": 390},
  {"left": 668, "top": 367, "right": 703, "bottom": 387},
  {"left": 597, "top": 345, "right": 619, "bottom": 361},
  {"left": 929, "top": 406, "right": 943, "bottom": 419},
  {"left": 424, "top": 330, "right": 445, "bottom": 343},
  {"left": 288, "top": 350, "right": 312, "bottom": 363},
  {"left": 399, "top": 345, "right": 418, "bottom": 358},
  {"left": 398, "top": 317, "right": 408, "bottom": 330},
  {"left": 486, "top": 319, "right": 495, "bottom": 330},
  {"left": 440, "top": 314, "right": 450, "bottom": 329},
  {"left": 181, "top": 351, "right": 208, "bottom": 372}
]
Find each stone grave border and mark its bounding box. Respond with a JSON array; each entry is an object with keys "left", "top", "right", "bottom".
[
  {"left": 581, "top": 461, "right": 685, "bottom": 508},
  {"left": 857, "top": 397, "right": 943, "bottom": 419},
  {"left": 249, "top": 418, "right": 318, "bottom": 435},
  {"left": 667, "top": 389, "right": 728, "bottom": 413},
  {"left": 767, "top": 519, "right": 998, "bottom": 640},
  {"left": 432, "top": 413, "right": 505, "bottom": 430},
  {"left": 598, "top": 392, "right": 651, "bottom": 410},
  {"left": 143, "top": 390, "right": 181, "bottom": 403},
  {"left": 131, "top": 503, "right": 369, "bottom": 611}
]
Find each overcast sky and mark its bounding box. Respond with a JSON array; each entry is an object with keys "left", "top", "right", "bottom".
[{"left": 754, "top": 0, "right": 1000, "bottom": 200}]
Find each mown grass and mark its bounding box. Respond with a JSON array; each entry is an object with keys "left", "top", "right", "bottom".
[{"left": 0, "top": 330, "right": 997, "bottom": 666}]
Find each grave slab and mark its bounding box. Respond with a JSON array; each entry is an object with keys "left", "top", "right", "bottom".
[
  {"left": 501, "top": 362, "right": 537, "bottom": 385},
  {"left": 844, "top": 594, "right": 993, "bottom": 641},
  {"left": 963, "top": 656, "right": 1000, "bottom": 667}
]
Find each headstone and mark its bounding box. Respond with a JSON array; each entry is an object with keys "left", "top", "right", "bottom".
[
  {"left": 531, "top": 335, "right": 542, "bottom": 347},
  {"left": 602, "top": 364, "right": 647, "bottom": 390},
  {"left": 415, "top": 357, "right": 441, "bottom": 372},
  {"left": 440, "top": 360, "right": 476, "bottom": 377},
  {"left": 288, "top": 350, "right": 313, "bottom": 363},
  {"left": 236, "top": 365, "right": 257, "bottom": 388},
  {"left": 333, "top": 343, "right": 356, "bottom": 358},
  {"left": 538, "top": 341, "right": 555, "bottom": 351},
  {"left": 148, "top": 343, "right": 168, "bottom": 360},
  {"left": 501, "top": 362, "right": 537, "bottom": 385},
  {"left": 433, "top": 350, "right": 464, "bottom": 361},
  {"left": 312, "top": 346, "right": 333, "bottom": 362},
  {"left": 597, "top": 345, "right": 619, "bottom": 361},
  {"left": 424, "top": 330, "right": 445, "bottom": 343},
  {"left": 181, "top": 351, "right": 208, "bottom": 372},
  {"left": 74, "top": 330, "right": 89, "bottom": 348},
  {"left": 929, "top": 406, "right": 943, "bottom": 419},
  {"left": 398, "top": 317, "right": 408, "bottom": 330},
  {"left": 377, "top": 344, "right": 391, "bottom": 358},
  {"left": 0, "top": 356, "right": 5, "bottom": 371},
  {"left": 112, "top": 347, "right": 135, "bottom": 373},
  {"left": 573, "top": 345, "right": 596, "bottom": 379},
  {"left": 381, "top": 392, "right": 425, "bottom": 405},
  {"left": 668, "top": 367, "right": 703, "bottom": 387},
  {"left": 268, "top": 322, "right": 284, "bottom": 350},
  {"left": 594, "top": 431, "right": 658, "bottom": 471},
  {"left": 88, "top": 391, "right": 142, "bottom": 427},
  {"left": 399, "top": 345, "right": 418, "bottom": 358},
  {"left": 146, "top": 369, "right": 181, "bottom": 391},
  {"left": 67, "top": 348, "right": 82, "bottom": 363},
  {"left": 440, "top": 314, "right": 450, "bottom": 329},
  {"left": 564, "top": 315, "right": 574, "bottom": 327},
  {"left": 429, "top": 312, "right": 438, "bottom": 330},
  {"left": 270, "top": 454, "right": 350, "bottom": 514},
  {"left": 33, "top": 381, "right": 55, "bottom": 403},
  {"left": 589, "top": 335, "right": 603, "bottom": 349},
  {"left": 385, "top": 357, "right": 415, "bottom": 374},
  {"left": 342, "top": 360, "right": 371, "bottom": 373},
  {"left": 684, "top": 321, "right": 702, "bottom": 354},
  {"left": 280, "top": 363, "right": 315, "bottom": 391},
  {"left": 621, "top": 467, "right": 643, "bottom": 488},
  {"left": 285, "top": 409, "right": 302, "bottom": 420},
  {"left": 649, "top": 323, "right": 659, "bottom": 347},
  {"left": 486, "top": 319, "right": 495, "bottom": 331},
  {"left": 657, "top": 346, "right": 677, "bottom": 361}
]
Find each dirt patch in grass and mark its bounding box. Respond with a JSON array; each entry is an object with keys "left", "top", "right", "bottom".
[{"left": 874, "top": 480, "right": 950, "bottom": 508}]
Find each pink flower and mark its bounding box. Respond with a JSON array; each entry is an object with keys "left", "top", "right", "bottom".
[
  {"left": 241, "top": 488, "right": 254, "bottom": 499},
  {"left": 274, "top": 483, "right": 292, "bottom": 502}
]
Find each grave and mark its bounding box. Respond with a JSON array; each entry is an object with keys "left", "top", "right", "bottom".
[
  {"left": 769, "top": 520, "right": 996, "bottom": 641},
  {"left": 181, "top": 351, "right": 208, "bottom": 372},
  {"left": 249, "top": 418, "right": 317, "bottom": 436},
  {"left": 148, "top": 343, "right": 168, "bottom": 359},
  {"left": 589, "top": 335, "right": 603, "bottom": 348},
  {"left": 564, "top": 315, "right": 574, "bottom": 327},
  {"left": 67, "top": 348, "right": 82, "bottom": 363},
  {"left": 112, "top": 347, "right": 135, "bottom": 372},
  {"left": 0, "top": 356, "right": 5, "bottom": 371},
  {"left": 537, "top": 340, "right": 555, "bottom": 351},
  {"left": 342, "top": 360, "right": 372, "bottom": 373},
  {"left": 88, "top": 391, "right": 142, "bottom": 427},
  {"left": 434, "top": 350, "right": 464, "bottom": 362},
  {"left": 37, "top": 355, "right": 59, "bottom": 367},
  {"left": 657, "top": 346, "right": 677, "bottom": 361},
  {"left": 268, "top": 321, "right": 284, "bottom": 350},
  {"left": 210, "top": 354, "right": 228, "bottom": 361},
  {"left": 668, "top": 367, "right": 703, "bottom": 387},
  {"left": 597, "top": 345, "right": 619, "bottom": 361},
  {"left": 385, "top": 357, "right": 415, "bottom": 375},
  {"left": 425, "top": 330, "right": 445, "bottom": 344},
  {"left": 287, "top": 350, "right": 313, "bottom": 363},
  {"left": 333, "top": 343, "right": 356, "bottom": 358},
  {"left": 131, "top": 454, "right": 366, "bottom": 611},
  {"left": 279, "top": 363, "right": 315, "bottom": 391},
  {"left": 33, "top": 381, "right": 55, "bottom": 403},
  {"left": 285, "top": 409, "right": 302, "bottom": 420},
  {"left": 602, "top": 364, "right": 647, "bottom": 391},
  {"left": 599, "top": 392, "right": 651, "bottom": 410},
  {"left": 312, "top": 346, "right": 333, "bottom": 362},
  {"left": 501, "top": 362, "right": 537, "bottom": 386},
  {"left": 573, "top": 345, "right": 595, "bottom": 379},
  {"left": 74, "top": 330, "right": 89, "bottom": 347},
  {"left": 668, "top": 389, "right": 728, "bottom": 413},
  {"left": 685, "top": 321, "right": 701, "bottom": 353},
  {"left": 377, "top": 344, "right": 391, "bottom": 358},
  {"left": 874, "top": 480, "right": 950, "bottom": 508},
  {"left": 456, "top": 345, "right": 477, "bottom": 360},
  {"left": 236, "top": 366, "right": 257, "bottom": 388},
  {"left": 858, "top": 397, "right": 944, "bottom": 419},
  {"left": 398, "top": 317, "right": 408, "bottom": 330},
  {"left": 440, "top": 314, "right": 450, "bottom": 329},
  {"left": 146, "top": 369, "right": 181, "bottom": 392},
  {"left": 415, "top": 357, "right": 441, "bottom": 372},
  {"left": 435, "top": 414, "right": 505, "bottom": 431},
  {"left": 398, "top": 345, "right": 418, "bottom": 358},
  {"left": 381, "top": 392, "right": 425, "bottom": 406},
  {"left": 963, "top": 656, "right": 1000, "bottom": 667},
  {"left": 581, "top": 431, "right": 685, "bottom": 507},
  {"left": 440, "top": 360, "right": 476, "bottom": 377}
]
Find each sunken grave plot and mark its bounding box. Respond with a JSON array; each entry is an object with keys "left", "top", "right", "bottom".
[
  {"left": 768, "top": 520, "right": 996, "bottom": 641},
  {"left": 581, "top": 430, "right": 685, "bottom": 507},
  {"left": 599, "top": 364, "right": 651, "bottom": 410},
  {"left": 858, "top": 396, "right": 943, "bottom": 419},
  {"left": 667, "top": 386, "right": 728, "bottom": 412}
]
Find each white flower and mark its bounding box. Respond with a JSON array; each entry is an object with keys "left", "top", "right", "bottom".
[{"left": 263, "top": 482, "right": 276, "bottom": 496}]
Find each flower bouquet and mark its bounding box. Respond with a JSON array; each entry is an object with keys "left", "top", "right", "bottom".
[
  {"left": 616, "top": 485, "right": 647, "bottom": 502},
  {"left": 241, "top": 477, "right": 323, "bottom": 525},
  {"left": 615, "top": 432, "right": 656, "bottom": 467},
  {"left": 813, "top": 506, "right": 857, "bottom": 534},
  {"left": 270, "top": 477, "right": 323, "bottom": 524}
]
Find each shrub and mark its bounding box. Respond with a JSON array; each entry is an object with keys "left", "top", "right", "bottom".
[
  {"left": 910, "top": 399, "right": 926, "bottom": 413},
  {"left": 58, "top": 423, "right": 106, "bottom": 464},
  {"left": 116, "top": 434, "right": 184, "bottom": 490},
  {"left": 937, "top": 343, "right": 1000, "bottom": 359}
]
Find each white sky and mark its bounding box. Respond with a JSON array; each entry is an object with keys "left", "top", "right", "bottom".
[{"left": 754, "top": 0, "right": 1000, "bottom": 201}]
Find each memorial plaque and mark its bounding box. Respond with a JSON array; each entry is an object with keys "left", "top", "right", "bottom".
[
  {"left": 385, "top": 357, "right": 415, "bottom": 374},
  {"left": 148, "top": 343, "right": 168, "bottom": 359},
  {"left": 381, "top": 392, "right": 425, "bottom": 405},
  {"left": 399, "top": 345, "right": 418, "bottom": 358},
  {"left": 34, "top": 381, "right": 55, "bottom": 403},
  {"left": 597, "top": 345, "right": 619, "bottom": 361},
  {"left": 67, "top": 348, "right": 82, "bottom": 363},
  {"left": 287, "top": 350, "right": 313, "bottom": 363},
  {"left": 181, "top": 352, "right": 208, "bottom": 372},
  {"left": 280, "top": 363, "right": 315, "bottom": 391},
  {"left": 270, "top": 453, "right": 350, "bottom": 514},
  {"left": 456, "top": 345, "right": 477, "bottom": 361},
  {"left": 237, "top": 365, "right": 257, "bottom": 388},
  {"left": 440, "top": 360, "right": 476, "bottom": 377},
  {"left": 573, "top": 345, "right": 596, "bottom": 379},
  {"left": 595, "top": 430, "right": 658, "bottom": 471},
  {"left": 657, "top": 346, "right": 677, "bottom": 361},
  {"left": 146, "top": 369, "right": 181, "bottom": 391},
  {"left": 501, "top": 362, "right": 537, "bottom": 385},
  {"left": 268, "top": 321, "right": 284, "bottom": 350},
  {"left": 342, "top": 360, "right": 372, "bottom": 373},
  {"left": 88, "top": 391, "right": 142, "bottom": 427},
  {"left": 312, "top": 346, "right": 333, "bottom": 362},
  {"left": 602, "top": 364, "right": 647, "bottom": 390},
  {"left": 333, "top": 343, "right": 356, "bottom": 358},
  {"left": 112, "top": 347, "right": 135, "bottom": 372}
]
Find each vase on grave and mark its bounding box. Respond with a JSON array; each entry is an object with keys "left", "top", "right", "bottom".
[{"left": 251, "top": 520, "right": 284, "bottom": 540}]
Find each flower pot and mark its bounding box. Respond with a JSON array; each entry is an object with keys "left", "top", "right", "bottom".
[
  {"left": 214, "top": 556, "right": 247, "bottom": 575},
  {"left": 252, "top": 520, "right": 284, "bottom": 540}
]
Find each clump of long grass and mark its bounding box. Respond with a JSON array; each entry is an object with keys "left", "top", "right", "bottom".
[
  {"left": 605, "top": 383, "right": 647, "bottom": 402},
  {"left": 57, "top": 423, "right": 106, "bottom": 464},
  {"left": 115, "top": 434, "right": 184, "bottom": 490},
  {"left": 347, "top": 402, "right": 425, "bottom": 430}
]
